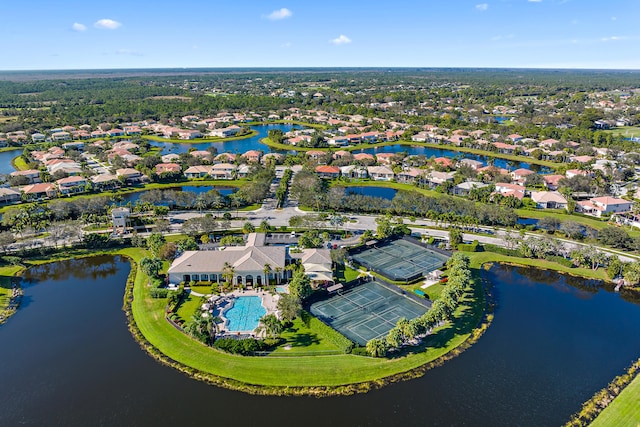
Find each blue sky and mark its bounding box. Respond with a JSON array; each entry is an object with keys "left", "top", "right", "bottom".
[{"left": 2, "top": 0, "right": 639, "bottom": 70}]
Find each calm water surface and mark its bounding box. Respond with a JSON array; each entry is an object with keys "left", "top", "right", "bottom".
[
  {"left": 345, "top": 186, "right": 398, "bottom": 200},
  {"left": 0, "top": 149, "right": 20, "bottom": 175},
  {"left": 118, "top": 185, "right": 236, "bottom": 205},
  {"left": 1, "top": 259, "right": 639, "bottom": 426}
]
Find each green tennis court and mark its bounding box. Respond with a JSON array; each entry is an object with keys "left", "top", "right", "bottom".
[
  {"left": 351, "top": 238, "right": 449, "bottom": 282},
  {"left": 309, "top": 280, "right": 430, "bottom": 345}
]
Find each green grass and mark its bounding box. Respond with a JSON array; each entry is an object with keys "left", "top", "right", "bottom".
[
  {"left": 269, "top": 318, "right": 342, "bottom": 355},
  {"left": 176, "top": 293, "right": 204, "bottom": 323},
  {"left": 130, "top": 245, "right": 486, "bottom": 387},
  {"left": 11, "top": 155, "right": 29, "bottom": 171},
  {"left": 591, "top": 375, "right": 640, "bottom": 427},
  {"left": 468, "top": 251, "right": 609, "bottom": 281},
  {"left": 605, "top": 126, "right": 640, "bottom": 138}
]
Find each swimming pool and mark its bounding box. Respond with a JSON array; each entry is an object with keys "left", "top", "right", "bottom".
[
  {"left": 224, "top": 296, "right": 266, "bottom": 332},
  {"left": 276, "top": 286, "right": 287, "bottom": 293}
]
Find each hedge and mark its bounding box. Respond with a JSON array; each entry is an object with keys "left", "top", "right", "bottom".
[
  {"left": 483, "top": 244, "right": 521, "bottom": 257},
  {"left": 150, "top": 288, "right": 170, "bottom": 298},
  {"left": 458, "top": 240, "right": 482, "bottom": 252},
  {"left": 301, "top": 310, "right": 354, "bottom": 353}
]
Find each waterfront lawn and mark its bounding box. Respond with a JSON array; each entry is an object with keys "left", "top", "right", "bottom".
[
  {"left": 131, "top": 244, "right": 485, "bottom": 387},
  {"left": 591, "top": 374, "right": 640, "bottom": 427},
  {"left": 176, "top": 292, "right": 204, "bottom": 323},
  {"left": 12, "top": 155, "right": 29, "bottom": 171},
  {"left": 269, "top": 318, "right": 342, "bottom": 355},
  {"left": 468, "top": 252, "right": 609, "bottom": 281}
]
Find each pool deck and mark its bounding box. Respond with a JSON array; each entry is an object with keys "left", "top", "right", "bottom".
[{"left": 212, "top": 289, "right": 281, "bottom": 337}]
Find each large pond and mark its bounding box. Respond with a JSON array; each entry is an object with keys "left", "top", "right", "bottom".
[
  {"left": 1, "top": 259, "right": 639, "bottom": 425},
  {"left": 117, "top": 185, "right": 236, "bottom": 205},
  {"left": 0, "top": 149, "right": 20, "bottom": 175},
  {"left": 355, "top": 144, "right": 550, "bottom": 173},
  {"left": 344, "top": 185, "right": 398, "bottom": 200},
  {"left": 150, "top": 123, "right": 296, "bottom": 155}
]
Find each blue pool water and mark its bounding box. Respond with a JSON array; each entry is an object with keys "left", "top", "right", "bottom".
[
  {"left": 225, "top": 296, "right": 266, "bottom": 332},
  {"left": 275, "top": 286, "right": 287, "bottom": 293}
]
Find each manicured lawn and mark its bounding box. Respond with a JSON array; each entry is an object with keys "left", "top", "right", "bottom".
[
  {"left": 131, "top": 244, "right": 486, "bottom": 387},
  {"left": 467, "top": 251, "right": 609, "bottom": 281},
  {"left": 176, "top": 292, "right": 204, "bottom": 323},
  {"left": 591, "top": 375, "right": 640, "bottom": 427},
  {"left": 269, "top": 318, "right": 342, "bottom": 355},
  {"left": 344, "top": 266, "right": 361, "bottom": 282},
  {"left": 12, "top": 155, "right": 29, "bottom": 171},
  {"left": 605, "top": 126, "right": 640, "bottom": 138}
]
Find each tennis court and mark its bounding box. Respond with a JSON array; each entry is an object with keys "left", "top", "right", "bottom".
[
  {"left": 351, "top": 238, "right": 449, "bottom": 282},
  {"left": 309, "top": 281, "right": 430, "bottom": 345}
]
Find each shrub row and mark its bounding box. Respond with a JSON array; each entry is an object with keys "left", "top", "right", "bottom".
[
  {"left": 458, "top": 240, "right": 482, "bottom": 252},
  {"left": 149, "top": 288, "right": 170, "bottom": 298},
  {"left": 213, "top": 337, "right": 285, "bottom": 355},
  {"left": 482, "top": 244, "right": 520, "bottom": 257},
  {"left": 301, "top": 310, "right": 354, "bottom": 353}
]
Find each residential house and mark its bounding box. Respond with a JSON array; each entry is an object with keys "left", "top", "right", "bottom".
[
  {"left": 56, "top": 176, "right": 88, "bottom": 195},
  {"left": 424, "top": 171, "right": 455, "bottom": 188},
  {"left": 530, "top": 191, "right": 568, "bottom": 210},
  {"left": 91, "top": 173, "right": 119, "bottom": 190},
  {"left": 116, "top": 168, "right": 144, "bottom": 184},
  {"left": 183, "top": 165, "right": 211, "bottom": 179},
  {"left": 0, "top": 188, "right": 22, "bottom": 205},
  {"left": 494, "top": 182, "right": 526, "bottom": 200},
  {"left": 453, "top": 181, "right": 489, "bottom": 197},
  {"left": 433, "top": 157, "right": 453, "bottom": 168},
  {"left": 375, "top": 153, "right": 396, "bottom": 165},
  {"left": 315, "top": 165, "right": 340, "bottom": 179},
  {"left": 10, "top": 169, "right": 41, "bottom": 184},
  {"left": 214, "top": 153, "right": 236, "bottom": 162},
  {"left": 458, "top": 159, "right": 483, "bottom": 170},
  {"left": 367, "top": 165, "right": 394, "bottom": 181},
  {"left": 155, "top": 163, "right": 181, "bottom": 175},
  {"left": 339, "top": 165, "right": 368, "bottom": 179},
  {"left": 242, "top": 150, "right": 262, "bottom": 163},
  {"left": 396, "top": 168, "right": 424, "bottom": 184},
  {"left": 577, "top": 196, "right": 632, "bottom": 218},
  {"left": 51, "top": 131, "right": 71, "bottom": 142},
  {"left": 492, "top": 142, "right": 516, "bottom": 154},
  {"left": 21, "top": 183, "right": 57, "bottom": 201},
  {"left": 510, "top": 168, "right": 535, "bottom": 184},
  {"left": 353, "top": 153, "right": 375, "bottom": 163},
  {"left": 543, "top": 174, "right": 564, "bottom": 191},
  {"left": 108, "top": 128, "right": 125, "bottom": 137},
  {"left": 210, "top": 163, "right": 237, "bottom": 180}
]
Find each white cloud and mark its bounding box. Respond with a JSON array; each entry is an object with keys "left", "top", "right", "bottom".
[
  {"left": 476, "top": 3, "right": 488, "bottom": 11},
  {"left": 330, "top": 35, "right": 352, "bottom": 45},
  {"left": 266, "top": 8, "right": 292, "bottom": 20},
  {"left": 94, "top": 19, "right": 122, "bottom": 30},
  {"left": 601, "top": 36, "right": 627, "bottom": 42},
  {"left": 71, "top": 22, "right": 87, "bottom": 32}
]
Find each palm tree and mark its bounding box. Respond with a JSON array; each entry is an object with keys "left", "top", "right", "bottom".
[
  {"left": 256, "top": 314, "right": 283, "bottom": 338},
  {"left": 222, "top": 262, "right": 235, "bottom": 289},
  {"left": 274, "top": 266, "right": 283, "bottom": 285},
  {"left": 262, "top": 263, "right": 272, "bottom": 288},
  {"left": 366, "top": 338, "right": 388, "bottom": 357}
]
